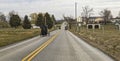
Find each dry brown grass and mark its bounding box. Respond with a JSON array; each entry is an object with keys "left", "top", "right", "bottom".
[
  {"left": 0, "top": 28, "right": 40, "bottom": 47},
  {"left": 70, "top": 25, "right": 120, "bottom": 61}
]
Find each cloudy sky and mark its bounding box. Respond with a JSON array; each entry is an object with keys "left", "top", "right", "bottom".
[{"left": 0, "top": 0, "right": 120, "bottom": 19}]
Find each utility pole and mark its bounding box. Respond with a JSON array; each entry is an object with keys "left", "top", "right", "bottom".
[
  {"left": 75, "top": 2, "right": 77, "bottom": 20},
  {"left": 75, "top": 2, "right": 78, "bottom": 32}
]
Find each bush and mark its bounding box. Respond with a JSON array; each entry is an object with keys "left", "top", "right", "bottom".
[
  {"left": 0, "top": 21, "right": 10, "bottom": 28},
  {"left": 9, "top": 15, "right": 21, "bottom": 28}
]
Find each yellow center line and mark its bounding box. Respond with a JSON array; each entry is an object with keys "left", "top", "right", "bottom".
[{"left": 22, "top": 32, "right": 60, "bottom": 61}]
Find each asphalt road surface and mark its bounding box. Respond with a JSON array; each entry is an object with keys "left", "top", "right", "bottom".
[{"left": 0, "top": 23, "right": 114, "bottom": 61}]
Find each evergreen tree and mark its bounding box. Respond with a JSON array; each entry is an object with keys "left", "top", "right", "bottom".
[
  {"left": 44, "top": 12, "right": 53, "bottom": 29},
  {"left": 51, "top": 15, "right": 56, "bottom": 24},
  {"left": 35, "top": 13, "right": 44, "bottom": 26},
  {"left": 9, "top": 14, "right": 21, "bottom": 28},
  {"left": 22, "top": 15, "right": 31, "bottom": 29}
]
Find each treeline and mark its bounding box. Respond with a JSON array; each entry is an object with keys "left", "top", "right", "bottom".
[{"left": 0, "top": 11, "right": 56, "bottom": 29}]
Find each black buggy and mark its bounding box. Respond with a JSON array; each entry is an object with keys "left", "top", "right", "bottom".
[{"left": 40, "top": 25, "right": 48, "bottom": 36}]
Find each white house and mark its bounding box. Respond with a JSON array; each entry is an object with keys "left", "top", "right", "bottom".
[
  {"left": 77, "top": 16, "right": 82, "bottom": 22},
  {"left": 31, "top": 24, "right": 40, "bottom": 29},
  {"left": 77, "top": 16, "right": 85, "bottom": 26}
]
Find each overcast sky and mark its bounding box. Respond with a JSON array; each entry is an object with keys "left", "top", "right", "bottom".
[{"left": 0, "top": 0, "right": 120, "bottom": 19}]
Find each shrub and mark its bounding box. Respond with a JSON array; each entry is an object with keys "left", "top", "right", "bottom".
[{"left": 0, "top": 21, "right": 10, "bottom": 28}]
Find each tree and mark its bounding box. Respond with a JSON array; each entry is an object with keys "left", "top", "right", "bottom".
[
  {"left": 81, "top": 6, "right": 94, "bottom": 24},
  {"left": 44, "top": 12, "right": 53, "bottom": 29},
  {"left": 35, "top": 13, "right": 44, "bottom": 26},
  {"left": 8, "top": 10, "right": 18, "bottom": 22},
  {"left": 63, "top": 16, "right": 75, "bottom": 29},
  {"left": 9, "top": 10, "right": 16, "bottom": 17},
  {"left": 100, "top": 9, "right": 112, "bottom": 24},
  {"left": 117, "top": 11, "right": 120, "bottom": 18},
  {"left": 0, "top": 21, "right": 10, "bottom": 28},
  {"left": 30, "top": 13, "right": 38, "bottom": 24},
  {"left": 0, "top": 12, "right": 10, "bottom": 28},
  {"left": 0, "top": 12, "right": 6, "bottom": 22},
  {"left": 51, "top": 15, "right": 56, "bottom": 25},
  {"left": 9, "top": 14, "right": 21, "bottom": 28},
  {"left": 22, "top": 15, "right": 32, "bottom": 29}
]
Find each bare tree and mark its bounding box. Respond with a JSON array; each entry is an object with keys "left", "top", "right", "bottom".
[
  {"left": 100, "top": 9, "right": 112, "bottom": 24},
  {"left": 0, "top": 12, "right": 6, "bottom": 22},
  {"left": 63, "top": 16, "right": 75, "bottom": 29},
  {"left": 81, "top": 6, "right": 94, "bottom": 24},
  {"left": 63, "top": 16, "right": 74, "bottom": 22},
  {"left": 117, "top": 11, "right": 120, "bottom": 18},
  {"left": 9, "top": 10, "right": 16, "bottom": 17}
]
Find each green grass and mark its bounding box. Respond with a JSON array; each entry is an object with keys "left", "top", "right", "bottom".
[
  {"left": 0, "top": 28, "right": 40, "bottom": 47},
  {"left": 70, "top": 24, "right": 120, "bottom": 61}
]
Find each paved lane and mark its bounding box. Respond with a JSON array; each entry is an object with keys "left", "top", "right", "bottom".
[
  {"left": 0, "top": 22, "right": 114, "bottom": 61},
  {"left": 0, "top": 30, "right": 59, "bottom": 61},
  {"left": 32, "top": 30, "right": 114, "bottom": 61}
]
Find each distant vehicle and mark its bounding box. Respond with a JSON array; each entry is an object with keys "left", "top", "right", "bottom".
[
  {"left": 59, "top": 26, "right": 61, "bottom": 29},
  {"left": 57, "top": 26, "right": 61, "bottom": 29},
  {"left": 65, "top": 26, "right": 68, "bottom": 30},
  {"left": 40, "top": 25, "right": 48, "bottom": 36}
]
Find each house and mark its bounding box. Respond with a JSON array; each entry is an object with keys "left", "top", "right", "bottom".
[
  {"left": 95, "top": 17, "right": 104, "bottom": 23},
  {"left": 77, "top": 16, "right": 104, "bottom": 24},
  {"left": 88, "top": 17, "right": 104, "bottom": 24},
  {"left": 77, "top": 16, "right": 84, "bottom": 26},
  {"left": 111, "top": 17, "right": 120, "bottom": 23},
  {"left": 77, "top": 16, "right": 82, "bottom": 22}
]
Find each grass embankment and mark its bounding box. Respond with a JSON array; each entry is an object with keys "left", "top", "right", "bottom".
[
  {"left": 0, "top": 28, "right": 40, "bottom": 47},
  {"left": 70, "top": 25, "right": 120, "bottom": 61},
  {"left": 0, "top": 27, "right": 56, "bottom": 47}
]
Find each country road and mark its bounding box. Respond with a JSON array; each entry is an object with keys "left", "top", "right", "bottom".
[{"left": 0, "top": 23, "right": 114, "bottom": 61}]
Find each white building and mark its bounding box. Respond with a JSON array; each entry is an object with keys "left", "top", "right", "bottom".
[{"left": 31, "top": 24, "right": 40, "bottom": 29}]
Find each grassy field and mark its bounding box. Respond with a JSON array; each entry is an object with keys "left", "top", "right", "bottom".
[
  {"left": 0, "top": 28, "right": 40, "bottom": 47},
  {"left": 70, "top": 24, "right": 120, "bottom": 61}
]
